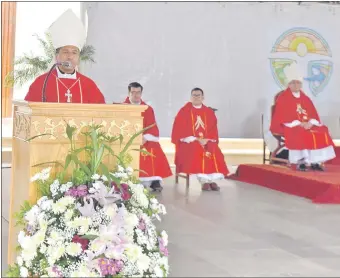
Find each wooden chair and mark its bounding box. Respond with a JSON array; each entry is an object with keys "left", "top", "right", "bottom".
[
  {"left": 175, "top": 106, "right": 218, "bottom": 186},
  {"left": 261, "top": 113, "right": 271, "bottom": 164},
  {"left": 269, "top": 90, "right": 290, "bottom": 165}
]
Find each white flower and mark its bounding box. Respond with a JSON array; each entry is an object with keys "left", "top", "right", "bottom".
[
  {"left": 24, "top": 205, "right": 40, "bottom": 225},
  {"left": 89, "top": 187, "right": 96, "bottom": 194},
  {"left": 40, "top": 199, "right": 53, "bottom": 211},
  {"left": 161, "top": 231, "right": 168, "bottom": 246},
  {"left": 137, "top": 253, "right": 151, "bottom": 272},
  {"left": 33, "top": 230, "right": 46, "bottom": 246},
  {"left": 126, "top": 166, "right": 134, "bottom": 176},
  {"left": 125, "top": 244, "right": 142, "bottom": 262},
  {"left": 66, "top": 242, "right": 82, "bottom": 256},
  {"left": 73, "top": 216, "right": 92, "bottom": 235},
  {"left": 125, "top": 213, "right": 139, "bottom": 230},
  {"left": 48, "top": 230, "right": 64, "bottom": 245},
  {"left": 30, "top": 173, "right": 40, "bottom": 182},
  {"left": 17, "top": 256, "right": 23, "bottom": 266},
  {"left": 20, "top": 267, "right": 29, "bottom": 277},
  {"left": 93, "top": 181, "right": 103, "bottom": 190},
  {"left": 37, "top": 196, "right": 48, "bottom": 206},
  {"left": 47, "top": 244, "right": 65, "bottom": 263},
  {"left": 91, "top": 174, "right": 100, "bottom": 180},
  {"left": 159, "top": 204, "right": 167, "bottom": 215},
  {"left": 40, "top": 244, "right": 47, "bottom": 254},
  {"left": 60, "top": 182, "right": 73, "bottom": 193},
  {"left": 40, "top": 167, "right": 52, "bottom": 181},
  {"left": 103, "top": 204, "right": 117, "bottom": 218},
  {"left": 50, "top": 179, "right": 60, "bottom": 197},
  {"left": 101, "top": 175, "right": 108, "bottom": 181},
  {"left": 118, "top": 165, "right": 125, "bottom": 172},
  {"left": 52, "top": 201, "right": 67, "bottom": 214},
  {"left": 58, "top": 196, "right": 75, "bottom": 207},
  {"left": 64, "top": 209, "right": 74, "bottom": 221},
  {"left": 89, "top": 238, "right": 107, "bottom": 255},
  {"left": 154, "top": 265, "right": 165, "bottom": 277},
  {"left": 21, "top": 249, "right": 37, "bottom": 264}
]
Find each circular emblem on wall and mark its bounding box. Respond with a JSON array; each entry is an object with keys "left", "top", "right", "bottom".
[{"left": 269, "top": 28, "right": 333, "bottom": 96}]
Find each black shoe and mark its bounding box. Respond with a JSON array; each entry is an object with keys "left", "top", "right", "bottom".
[
  {"left": 297, "top": 164, "right": 307, "bottom": 171},
  {"left": 311, "top": 163, "right": 324, "bottom": 171},
  {"left": 150, "top": 180, "right": 163, "bottom": 192}
]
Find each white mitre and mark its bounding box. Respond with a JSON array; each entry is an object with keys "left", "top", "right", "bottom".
[
  {"left": 284, "top": 62, "right": 303, "bottom": 85},
  {"left": 48, "top": 9, "right": 86, "bottom": 50}
]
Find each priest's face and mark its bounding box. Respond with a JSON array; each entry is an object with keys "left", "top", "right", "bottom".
[
  {"left": 288, "top": 80, "right": 302, "bottom": 93},
  {"left": 129, "top": 87, "right": 142, "bottom": 104},
  {"left": 56, "top": 45, "right": 80, "bottom": 73},
  {"left": 191, "top": 90, "right": 204, "bottom": 106}
]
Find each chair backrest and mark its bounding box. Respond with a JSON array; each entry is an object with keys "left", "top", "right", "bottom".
[{"left": 271, "top": 90, "right": 285, "bottom": 119}]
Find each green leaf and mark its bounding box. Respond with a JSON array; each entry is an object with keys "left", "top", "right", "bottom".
[
  {"left": 99, "top": 163, "right": 112, "bottom": 183},
  {"left": 131, "top": 148, "right": 154, "bottom": 157},
  {"left": 94, "top": 145, "right": 105, "bottom": 171},
  {"left": 90, "top": 128, "right": 99, "bottom": 152},
  {"left": 26, "top": 133, "right": 55, "bottom": 141},
  {"left": 72, "top": 155, "right": 91, "bottom": 176},
  {"left": 80, "top": 234, "right": 98, "bottom": 240},
  {"left": 66, "top": 123, "right": 76, "bottom": 141},
  {"left": 120, "top": 124, "right": 154, "bottom": 156},
  {"left": 64, "top": 154, "right": 72, "bottom": 170},
  {"left": 32, "top": 160, "right": 64, "bottom": 168}
]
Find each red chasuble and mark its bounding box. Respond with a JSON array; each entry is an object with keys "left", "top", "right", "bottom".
[
  {"left": 270, "top": 88, "right": 334, "bottom": 150},
  {"left": 171, "top": 102, "right": 229, "bottom": 176},
  {"left": 123, "top": 97, "right": 172, "bottom": 179},
  {"left": 24, "top": 69, "right": 105, "bottom": 103}
]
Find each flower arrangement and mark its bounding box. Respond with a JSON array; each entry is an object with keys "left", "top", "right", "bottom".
[{"left": 6, "top": 123, "right": 169, "bottom": 277}]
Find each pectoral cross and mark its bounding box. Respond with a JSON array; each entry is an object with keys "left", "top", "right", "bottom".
[{"left": 65, "top": 89, "right": 72, "bottom": 103}]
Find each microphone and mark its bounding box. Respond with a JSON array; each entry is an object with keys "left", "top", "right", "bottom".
[
  {"left": 56, "top": 61, "right": 72, "bottom": 68},
  {"left": 41, "top": 61, "right": 72, "bottom": 102}
]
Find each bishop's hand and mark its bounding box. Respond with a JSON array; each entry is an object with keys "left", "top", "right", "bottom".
[{"left": 198, "top": 138, "right": 208, "bottom": 146}]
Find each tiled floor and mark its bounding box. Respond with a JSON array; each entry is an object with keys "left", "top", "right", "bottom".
[{"left": 2, "top": 168, "right": 340, "bottom": 277}]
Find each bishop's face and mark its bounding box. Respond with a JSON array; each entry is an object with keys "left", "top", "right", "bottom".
[
  {"left": 191, "top": 90, "right": 204, "bottom": 106},
  {"left": 56, "top": 45, "right": 80, "bottom": 73},
  {"left": 129, "top": 87, "right": 142, "bottom": 104},
  {"left": 288, "top": 80, "right": 302, "bottom": 93}
]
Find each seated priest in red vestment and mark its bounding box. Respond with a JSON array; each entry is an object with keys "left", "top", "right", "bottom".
[
  {"left": 123, "top": 82, "right": 172, "bottom": 192},
  {"left": 24, "top": 9, "right": 105, "bottom": 104},
  {"left": 270, "top": 62, "right": 336, "bottom": 171},
  {"left": 171, "top": 88, "right": 229, "bottom": 191}
]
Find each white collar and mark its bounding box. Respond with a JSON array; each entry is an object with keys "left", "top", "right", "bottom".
[
  {"left": 292, "top": 91, "right": 301, "bottom": 98},
  {"left": 193, "top": 104, "right": 202, "bottom": 109},
  {"left": 56, "top": 66, "right": 77, "bottom": 79},
  {"left": 129, "top": 97, "right": 141, "bottom": 105}
]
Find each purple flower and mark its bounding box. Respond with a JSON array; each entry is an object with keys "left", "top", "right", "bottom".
[
  {"left": 158, "top": 237, "right": 169, "bottom": 256},
  {"left": 138, "top": 218, "right": 146, "bottom": 231},
  {"left": 98, "top": 258, "right": 122, "bottom": 276},
  {"left": 52, "top": 266, "right": 63, "bottom": 277},
  {"left": 65, "top": 185, "right": 88, "bottom": 198}
]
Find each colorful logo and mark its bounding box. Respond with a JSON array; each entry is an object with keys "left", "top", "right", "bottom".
[{"left": 269, "top": 28, "right": 333, "bottom": 96}]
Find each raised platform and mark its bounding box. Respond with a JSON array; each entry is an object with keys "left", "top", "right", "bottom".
[{"left": 230, "top": 164, "right": 340, "bottom": 204}]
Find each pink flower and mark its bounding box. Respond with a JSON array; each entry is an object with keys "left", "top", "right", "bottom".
[
  {"left": 113, "top": 183, "right": 131, "bottom": 200},
  {"left": 65, "top": 185, "right": 88, "bottom": 198},
  {"left": 72, "top": 235, "right": 89, "bottom": 251},
  {"left": 158, "top": 237, "right": 169, "bottom": 256}
]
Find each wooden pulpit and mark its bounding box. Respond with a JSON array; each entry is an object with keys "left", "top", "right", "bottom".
[{"left": 8, "top": 100, "right": 147, "bottom": 265}]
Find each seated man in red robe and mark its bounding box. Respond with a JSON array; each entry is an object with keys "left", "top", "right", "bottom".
[
  {"left": 171, "top": 88, "right": 229, "bottom": 191},
  {"left": 24, "top": 9, "right": 105, "bottom": 104},
  {"left": 270, "top": 62, "right": 336, "bottom": 171},
  {"left": 123, "top": 82, "right": 172, "bottom": 192}
]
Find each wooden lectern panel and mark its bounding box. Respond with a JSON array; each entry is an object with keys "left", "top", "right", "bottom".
[{"left": 8, "top": 100, "right": 147, "bottom": 265}]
